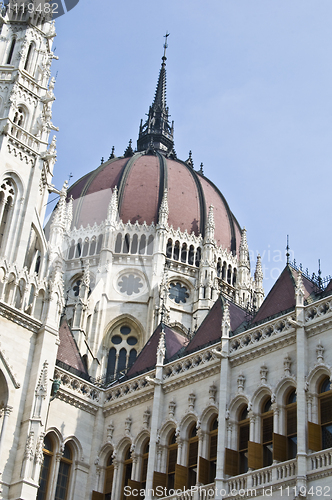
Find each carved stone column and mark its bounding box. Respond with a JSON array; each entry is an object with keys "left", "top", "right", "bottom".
[{"left": 0, "top": 407, "right": 12, "bottom": 459}]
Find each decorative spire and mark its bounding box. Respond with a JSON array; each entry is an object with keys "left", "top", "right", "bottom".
[
  {"left": 199, "top": 163, "right": 204, "bottom": 175},
  {"left": 204, "top": 205, "right": 215, "bottom": 243},
  {"left": 52, "top": 180, "right": 68, "bottom": 227},
  {"left": 239, "top": 227, "right": 250, "bottom": 267},
  {"left": 295, "top": 270, "right": 305, "bottom": 306},
  {"left": 186, "top": 150, "right": 194, "bottom": 168},
  {"left": 82, "top": 262, "right": 90, "bottom": 289},
  {"left": 286, "top": 235, "right": 290, "bottom": 264},
  {"left": 156, "top": 330, "right": 166, "bottom": 366},
  {"left": 65, "top": 196, "right": 73, "bottom": 232},
  {"left": 221, "top": 299, "right": 231, "bottom": 338},
  {"left": 158, "top": 188, "right": 169, "bottom": 227},
  {"left": 255, "top": 254, "right": 263, "bottom": 284},
  {"left": 137, "top": 34, "right": 174, "bottom": 154},
  {"left": 109, "top": 146, "right": 116, "bottom": 160}
]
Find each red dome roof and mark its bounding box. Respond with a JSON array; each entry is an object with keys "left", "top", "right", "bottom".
[{"left": 68, "top": 152, "right": 242, "bottom": 255}]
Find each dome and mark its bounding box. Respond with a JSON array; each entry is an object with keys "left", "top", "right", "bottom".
[{"left": 68, "top": 152, "right": 242, "bottom": 255}]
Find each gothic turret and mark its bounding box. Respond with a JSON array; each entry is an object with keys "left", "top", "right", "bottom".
[{"left": 137, "top": 34, "right": 174, "bottom": 153}]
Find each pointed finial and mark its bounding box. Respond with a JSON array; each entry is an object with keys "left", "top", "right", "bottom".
[
  {"left": 163, "top": 32, "right": 170, "bottom": 63},
  {"left": 108, "top": 186, "right": 119, "bottom": 223},
  {"left": 207, "top": 205, "right": 215, "bottom": 229},
  {"left": 318, "top": 259, "right": 322, "bottom": 289},
  {"left": 286, "top": 235, "right": 290, "bottom": 264},
  {"left": 124, "top": 139, "right": 134, "bottom": 157},
  {"left": 199, "top": 162, "right": 204, "bottom": 175},
  {"left": 186, "top": 150, "right": 194, "bottom": 168},
  {"left": 157, "top": 329, "right": 166, "bottom": 366},
  {"left": 255, "top": 254, "right": 263, "bottom": 283},
  {"left": 109, "top": 146, "right": 115, "bottom": 160},
  {"left": 101, "top": 157, "right": 104, "bottom": 164},
  {"left": 221, "top": 299, "right": 231, "bottom": 337},
  {"left": 158, "top": 188, "right": 169, "bottom": 226}
]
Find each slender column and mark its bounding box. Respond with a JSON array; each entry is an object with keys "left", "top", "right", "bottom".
[
  {"left": 0, "top": 406, "right": 12, "bottom": 457},
  {"left": 110, "top": 459, "right": 119, "bottom": 500}
]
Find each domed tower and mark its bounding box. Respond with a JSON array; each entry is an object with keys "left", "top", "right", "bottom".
[{"left": 51, "top": 37, "right": 263, "bottom": 381}]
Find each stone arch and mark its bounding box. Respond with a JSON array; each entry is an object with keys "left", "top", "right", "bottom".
[
  {"left": 159, "top": 420, "right": 177, "bottom": 447},
  {"left": 200, "top": 405, "right": 219, "bottom": 433},
  {"left": 63, "top": 435, "right": 84, "bottom": 462},
  {"left": 307, "top": 364, "right": 331, "bottom": 394},
  {"left": 115, "top": 436, "right": 132, "bottom": 460},
  {"left": 98, "top": 442, "right": 114, "bottom": 464},
  {"left": 4, "top": 272, "right": 16, "bottom": 304},
  {"left": 179, "top": 412, "right": 197, "bottom": 440},
  {"left": 44, "top": 427, "right": 63, "bottom": 454},
  {"left": 228, "top": 394, "right": 250, "bottom": 421},
  {"left": 251, "top": 386, "right": 272, "bottom": 414},
  {"left": 274, "top": 377, "right": 297, "bottom": 406},
  {"left": 103, "top": 314, "right": 145, "bottom": 348},
  {"left": 134, "top": 430, "right": 150, "bottom": 455}
]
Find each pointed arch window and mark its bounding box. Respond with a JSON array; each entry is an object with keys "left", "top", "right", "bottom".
[
  {"left": 122, "top": 445, "right": 133, "bottom": 500},
  {"left": 0, "top": 178, "right": 16, "bottom": 255},
  {"left": 37, "top": 435, "right": 54, "bottom": 500},
  {"left": 24, "top": 42, "right": 34, "bottom": 73},
  {"left": 320, "top": 377, "right": 332, "bottom": 450},
  {"left": 6, "top": 38, "right": 16, "bottom": 65},
  {"left": 238, "top": 406, "right": 249, "bottom": 474},
  {"left": 208, "top": 417, "right": 218, "bottom": 482},
  {"left": 141, "top": 440, "right": 150, "bottom": 491},
  {"left": 262, "top": 398, "right": 273, "bottom": 467},
  {"left": 55, "top": 442, "right": 73, "bottom": 500},
  {"left": 115, "top": 233, "right": 122, "bottom": 253},
  {"left": 104, "top": 453, "right": 114, "bottom": 500},
  {"left": 166, "top": 239, "right": 173, "bottom": 258},
  {"left": 166, "top": 430, "right": 177, "bottom": 492},
  {"left": 187, "top": 423, "right": 198, "bottom": 488},
  {"left": 286, "top": 389, "right": 297, "bottom": 459}
]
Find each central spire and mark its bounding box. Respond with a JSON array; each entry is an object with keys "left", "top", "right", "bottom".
[{"left": 137, "top": 33, "right": 174, "bottom": 154}]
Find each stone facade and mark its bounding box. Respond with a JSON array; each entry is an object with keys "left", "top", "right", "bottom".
[{"left": 0, "top": 7, "right": 331, "bottom": 500}]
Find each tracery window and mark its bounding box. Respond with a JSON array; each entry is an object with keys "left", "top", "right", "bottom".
[
  {"left": 238, "top": 406, "right": 249, "bottom": 474},
  {"left": 106, "top": 324, "right": 138, "bottom": 383},
  {"left": 0, "top": 178, "right": 16, "bottom": 254},
  {"left": 13, "top": 107, "right": 25, "bottom": 127},
  {"left": 37, "top": 435, "right": 54, "bottom": 500},
  {"left": 286, "top": 389, "right": 297, "bottom": 459},
  {"left": 166, "top": 430, "right": 177, "bottom": 492},
  {"left": 262, "top": 398, "right": 273, "bottom": 467},
  {"left": 6, "top": 38, "right": 16, "bottom": 65},
  {"left": 55, "top": 443, "right": 73, "bottom": 500},
  {"left": 168, "top": 282, "right": 189, "bottom": 304},
  {"left": 187, "top": 423, "right": 198, "bottom": 488}
]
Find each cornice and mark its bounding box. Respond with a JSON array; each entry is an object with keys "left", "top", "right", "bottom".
[
  {"left": 103, "top": 391, "right": 154, "bottom": 416},
  {"left": 163, "top": 363, "right": 220, "bottom": 394},
  {"left": 0, "top": 300, "right": 41, "bottom": 333},
  {"left": 56, "top": 389, "right": 99, "bottom": 415}
]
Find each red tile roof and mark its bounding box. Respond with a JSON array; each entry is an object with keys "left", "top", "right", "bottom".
[
  {"left": 57, "top": 318, "right": 87, "bottom": 373},
  {"left": 126, "top": 324, "right": 188, "bottom": 378}
]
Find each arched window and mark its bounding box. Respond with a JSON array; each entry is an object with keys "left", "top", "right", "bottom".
[
  {"left": 24, "top": 42, "right": 34, "bottom": 72},
  {"left": 188, "top": 245, "right": 194, "bottom": 265},
  {"left": 319, "top": 377, "right": 332, "bottom": 450},
  {"left": 104, "top": 452, "right": 114, "bottom": 500},
  {"left": 106, "top": 348, "right": 116, "bottom": 383},
  {"left": 6, "top": 38, "right": 16, "bottom": 65},
  {"left": 68, "top": 240, "right": 75, "bottom": 259},
  {"left": 115, "top": 233, "right": 122, "bottom": 253},
  {"left": 55, "top": 442, "right": 73, "bottom": 500},
  {"left": 141, "top": 440, "right": 149, "bottom": 491},
  {"left": 128, "top": 348, "right": 137, "bottom": 367},
  {"left": 262, "top": 397, "right": 273, "bottom": 467},
  {"left": 222, "top": 262, "right": 227, "bottom": 281},
  {"left": 82, "top": 238, "right": 89, "bottom": 257},
  {"left": 117, "top": 348, "right": 127, "bottom": 375},
  {"left": 131, "top": 234, "right": 138, "bottom": 254},
  {"left": 238, "top": 406, "right": 249, "bottom": 474},
  {"left": 217, "top": 258, "right": 221, "bottom": 277},
  {"left": 173, "top": 241, "right": 180, "bottom": 261},
  {"left": 75, "top": 239, "right": 82, "bottom": 258},
  {"left": 37, "top": 435, "right": 54, "bottom": 500},
  {"left": 232, "top": 268, "right": 237, "bottom": 286},
  {"left": 166, "top": 239, "right": 173, "bottom": 258},
  {"left": 123, "top": 234, "right": 130, "bottom": 254},
  {"left": 96, "top": 234, "right": 103, "bottom": 254},
  {"left": 195, "top": 247, "right": 201, "bottom": 267},
  {"left": 13, "top": 107, "right": 25, "bottom": 127},
  {"left": 208, "top": 417, "right": 218, "bottom": 482},
  {"left": 147, "top": 235, "right": 154, "bottom": 255},
  {"left": 187, "top": 423, "right": 198, "bottom": 488},
  {"left": 89, "top": 236, "right": 96, "bottom": 255},
  {"left": 122, "top": 445, "right": 133, "bottom": 499},
  {"left": 285, "top": 389, "right": 297, "bottom": 459},
  {"left": 166, "top": 430, "right": 177, "bottom": 492},
  {"left": 0, "top": 178, "right": 16, "bottom": 254},
  {"left": 181, "top": 243, "right": 187, "bottom": 263},
  {"left": 137, "top": 234, "right": 145, "bottom": 255},
  {"left": 227, "top": 265, "right": 232, "bottom": 285}
]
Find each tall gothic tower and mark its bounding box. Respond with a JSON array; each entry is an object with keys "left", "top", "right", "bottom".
[{"left": 0, "top": 6, "right": 64, "bottom": 500}]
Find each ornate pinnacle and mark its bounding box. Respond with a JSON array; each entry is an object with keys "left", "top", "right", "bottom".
[
  {"left": 52, "top": 180, "right": 68, "bottom": 227},
  {"left": 108, "top": 186, "right": 118, "bottom": 224},
  {"left": 207, "top": 205, "right": 215, "bottom": 230},
  {"left": 82, "top": 262, "right": 90, "bottom": 288},
  {"left": 221, "top": 299, "right": 231, "bottom": 337},
  {"left": 65, "top": 196, "right": 73, "bottom": 232},
  {"left": 158, "top": 188, "right": 169, "bottom": 226},
  {"left": 255, "top": 254, "right": 263, "bottom": 283},
  {"left": 239, "top": 227, "right": 250, "bottom": 266},
  {"left": 157, "top": 330, "right": 166, "bottom": 366}
]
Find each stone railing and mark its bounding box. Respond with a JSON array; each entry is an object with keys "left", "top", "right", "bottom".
[
  {"left": 305, "top": 296, "right": 332, "bottom": 324},
  {"left": 163, "top": 345, "right": 220, "bottom": 382},
  {"left": 54, "top": 366, "right": 101, "bottom": 403},
  {"left": 226, "top": 459, "right": 297, "bottom": 496},
  {"left": 229, "top": 314, "right": 294, "bottom": 355},
  {"left": 8, "top": 122, "right": 40, "bottom": 151},
  {"left": 105, "top": 371, "right": 153, "bottom": 402},
  {"left": 0, "top": 66, "right": 14, "bottom": 81},
  {"left": 308, "top": 448, "right": 332, "bottom": 471}
]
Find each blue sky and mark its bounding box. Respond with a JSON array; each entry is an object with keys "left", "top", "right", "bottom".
[{"left": 50, "top": 0, "right": 332, "bottom": 292}]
